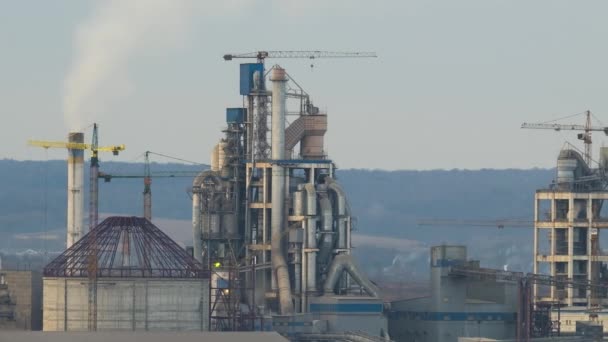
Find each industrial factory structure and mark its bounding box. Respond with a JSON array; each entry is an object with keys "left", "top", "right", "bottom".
[
  {"left": 388, "top": 246, "right": 518, "bottom": 342},
  {"left": 191, "top": 57, "right": 386, "bottom": 337},
  {"left": 532, "top": 145, "right": 608, "bottom": 333}
]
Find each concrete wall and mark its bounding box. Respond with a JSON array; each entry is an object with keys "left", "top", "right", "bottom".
[
  {"left": 3, "top": 270, "right": 42, "bottom": 330},
  {"left": 43, "top": 277, "right": 209, "bottom": 331}
]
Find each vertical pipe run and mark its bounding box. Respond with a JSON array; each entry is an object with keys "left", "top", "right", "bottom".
[
  {"left": 303, "top": 183, "right": 317, "bottom": 293},
  {"left": 270, "top": 67, "right": 293, "bottom": 315},
  {"left": 192, "top": 173, "right": 205, "bottom": 263},
  {"left": 327, "top": 179, "right": 347, "bottom": 249},
  {"left": 67, "top": 132, "right": 84, "bottom": 248},
  {"left": 318, "top": 195, "right": 334, "bottom": 266}
]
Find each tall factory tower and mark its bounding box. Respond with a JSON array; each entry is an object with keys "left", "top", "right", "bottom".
[
  {"left": 192, "top": 60, "right": 384, "bottom": 334},
  {"left": 67, "top": 132, "right": 85, "bottom": 248},
  {"left": 534, "top": 147, "right": 608, "bottom": 307}
]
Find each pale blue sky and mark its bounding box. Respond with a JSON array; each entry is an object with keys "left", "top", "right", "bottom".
[{"left": 3, "top": 0, "right": 608, "bottom": 170}]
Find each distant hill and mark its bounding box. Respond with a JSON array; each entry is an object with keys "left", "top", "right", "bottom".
[{"left": 0, "top": 159, "right": 554, "bottom": 275}]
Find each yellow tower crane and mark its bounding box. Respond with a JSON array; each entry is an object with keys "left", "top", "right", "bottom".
[
  {"left": 28, "top": 124, "right": 125, "bottom": 230},
  {"left": 28, "top": 124, "right": 124, "bottom": 331}
]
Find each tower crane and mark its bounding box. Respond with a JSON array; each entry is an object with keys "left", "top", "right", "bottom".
[
  {"left": 29, "top": 124, "right": 124, "bottom": 331},
  {"left": 521, "top": 110, "right": 608, "bottom": 166},
  {"left": 98, "top": 151, "right": 202, "bottom": 221},
  {"left": 223, "top": 50, "right": 377, "bottom": 64},
  {"left": 28, "top": 124, "right": 126, "bottom": 230},
  {"left": 223, "top": 50, "right": 377, "bottom": 160}
]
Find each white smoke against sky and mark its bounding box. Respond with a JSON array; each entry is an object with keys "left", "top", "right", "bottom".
[
  {"left": 62, "top": 0, "right": 347, "bottom": 130},
  {"left": 62, "top": 0, "right": 200, "bottom": 130}
]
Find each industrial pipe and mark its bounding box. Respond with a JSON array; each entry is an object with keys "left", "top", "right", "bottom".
[
  {"left": 318, "top": 194, "right": 334, "bottom": 266},
  {"left": 323, "top": 254, "right": 379, "bottom": 297},
  {"left": 303, "top": 183, "right": 317, "bottom": 292},
  {"left": 270, "top": 67, "right": 293, "bottom": 315},
  {"left": 326, "top": 178, "right": 347, "bottom": 249},
  {"left": 67, "top": 132, "right": 84, "bottom": 248}
]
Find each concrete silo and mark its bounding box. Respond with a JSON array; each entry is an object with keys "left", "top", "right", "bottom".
[{"left": 43, "top": 216, "right": 209, "bottom": 331}]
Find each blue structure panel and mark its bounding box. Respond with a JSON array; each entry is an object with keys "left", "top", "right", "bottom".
[
  {"left": 240, "top": 63, "right": 264, "bottom": 95},
  {"left": 226, "top": 108, "right": 246, "bottom": 123},
  {"left": 388, "top": 311, "right": 517, "bottom": 322},
  {"left": 309, "top": 303, "right": 383, "bottom": 313}
]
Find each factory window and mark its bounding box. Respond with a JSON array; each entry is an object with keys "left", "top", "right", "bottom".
[
  {"left": 594, "top": 199, "right": 608, "bottom": 221},
  {"left": 573, "top": 199, "right": 588, "bottom": 220},
  {"left": 537, "top": 199, "right": 551, "bottom": 221},
  {"left": 555, "top": 229, "right": 569, "bottom": 255},
  {"left": 538, "top": 230, "right": 551, "bottom": 256},
  {"left": 555, "top": 200, "right": 569, "bottom": 221}
]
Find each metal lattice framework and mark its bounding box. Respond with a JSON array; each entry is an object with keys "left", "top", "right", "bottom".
[{"left": 44, "top": 216, "right": 205, "bottom": 278}]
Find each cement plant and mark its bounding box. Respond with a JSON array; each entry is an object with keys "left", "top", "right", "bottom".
[
  {"left": 4, "top": 3, "right": 608, "bottom": 342},
  {"left": 2, "top": 51, "right": 608, "bottom": 342}
]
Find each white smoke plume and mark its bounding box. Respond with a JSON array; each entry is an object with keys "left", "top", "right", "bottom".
[{"left": 63, "top": 0, "right": 197, "bottom": 130}]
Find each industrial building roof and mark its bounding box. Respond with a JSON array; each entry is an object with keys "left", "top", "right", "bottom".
[
  {"left": 43, "top": 216, "right": 205, "bottom": 279},
  {"left": 0, "top": 331, "right": 289, "bottom": 342}
]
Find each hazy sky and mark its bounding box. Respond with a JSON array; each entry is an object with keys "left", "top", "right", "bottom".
[{"left": 3, "top": 0, "right": 608, "bottom": 170}]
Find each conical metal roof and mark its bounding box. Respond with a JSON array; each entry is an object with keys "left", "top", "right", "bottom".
[{"left": 44, "top": 216, "right": 205, "bottom": 278}]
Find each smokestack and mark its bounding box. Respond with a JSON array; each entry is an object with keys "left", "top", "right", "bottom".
[
  {"left": 67, "top": 132, "right": 84, "bottom": 248},
  {"left": 270, "top": 67, "right": 293, "bottom": 315}
]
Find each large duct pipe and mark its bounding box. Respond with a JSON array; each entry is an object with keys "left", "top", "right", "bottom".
[
  {"left": 303, "top": 183, "right": 317, "bottom": 293},
  {"left": 324, "top": 253, "right": 379, "bottom": 297},
  {"left": 327, "top": 178, "right": 347, "bottom": 249},
  {"left": 270, "top": 67, "right": 293, "bottom": 315},
  {"left": 318, "top": 195, "right": 334, "bottom": 266},
  {"left": 67, "top": 132, "right": 84, "bottom": 248}
]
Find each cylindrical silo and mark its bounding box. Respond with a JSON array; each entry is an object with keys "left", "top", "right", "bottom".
[{"left": 430, "top": 245, "right": 467, "bottom": 312}]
